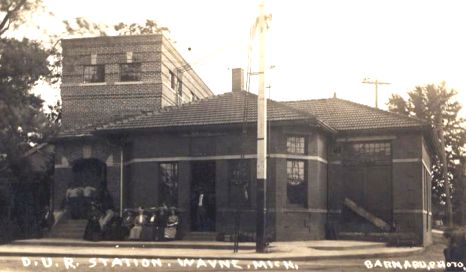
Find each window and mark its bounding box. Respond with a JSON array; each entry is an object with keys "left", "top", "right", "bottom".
[
  {"left": 178, "top": 79, "right": 183, "bottom": 96},
  {"left": 120, "top": 63, "right": 141, "bottom": 81},
  {"left": 170, "top": 71, "right": 176, "bottom": 89},
  {"left": 159, "top": 163, "right": 178, "bottom": 206},
  {"left": 190, "top": 91, "right": 199, "bottom": 102},
  {"left": 286, "top": 160, "right": 307, "bottom": 206},
  {"left": 287, "top": 136, "right": 305, "bottom": 154},
  {"left": 83, "top": 65, "right": 105, "bottom": 83},
  {"left": 346, "top": 142, "right": 391, "bottom": 164},
  {"left": 228, "top": 160, "right": 250, "bottom": 207}
]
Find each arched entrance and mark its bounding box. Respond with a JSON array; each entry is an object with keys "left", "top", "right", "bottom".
[
  {"left": 67, "top": 158, "right": 110, "bottom": 219},
  {"left": 72, "top": 158, "right": 107, "bottom": 190}
]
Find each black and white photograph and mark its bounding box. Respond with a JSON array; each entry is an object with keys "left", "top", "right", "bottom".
[{"left": 0, "top": 0, "right": 465, "bottom": 271}]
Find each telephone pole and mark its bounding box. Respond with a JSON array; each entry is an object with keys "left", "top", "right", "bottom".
[
  {"left": 362, "top": 78, "right": 391, "bottom": 108},
  {"left": 255, "top": 2, "right": 270, "bottom": 253}
]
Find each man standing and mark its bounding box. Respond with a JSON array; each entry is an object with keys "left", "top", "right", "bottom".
[{"left": 196, "top": 190, "right": 207, "bottom": 231}]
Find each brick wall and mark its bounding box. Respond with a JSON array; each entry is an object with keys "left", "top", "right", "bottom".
[
  {"left": 60, "top": 34, "right": 213, "bottom": 129},
  {"left": 122, "top": 125, "right": 326, "bottom": 240},
  {"left": 53, "top": 139, "right": 121, "bottom": 212},
  {"left": 327, "top": 132, "right": 432, "bottom": 246}
]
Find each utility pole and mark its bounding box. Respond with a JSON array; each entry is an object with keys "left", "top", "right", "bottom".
[
  {"left": 362, "top": 78, "right": 391, "bottom": 108},
  {"left": 255, "top": 2, "right": 270, "bottom": 253}
]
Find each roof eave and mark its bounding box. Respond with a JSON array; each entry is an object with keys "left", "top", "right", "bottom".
[{"left": 95, "top": 118, "right": 321, "bottom": 135}]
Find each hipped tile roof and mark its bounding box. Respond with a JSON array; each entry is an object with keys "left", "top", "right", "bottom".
[
  {"left": 283, "top": 98, "right": 427, "bottom": 132},
  {"left": 58, "top": 92, "right": 428, "bottom": 138},
  {"left": 97, "top": 91, "right": 317, "bottom": 131}
]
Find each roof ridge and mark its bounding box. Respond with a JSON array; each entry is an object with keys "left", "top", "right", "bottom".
[
  {"left": 331, "top": 98, "right": 428, "bottom": 126},
  {"left": 238, "top": 91, "right": 315, "bottom": 120},
  {"left": 282, "top": 97, "right": 330, "bottom": 103},
  {"left": 97, "top": 92, "right": 234, "bottom": 130},
  {"left": 284, "top": 97, "right": 428, "bottom": 126}
]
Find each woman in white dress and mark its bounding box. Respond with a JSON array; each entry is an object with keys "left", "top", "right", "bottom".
[{"left": 129, "top": 207, "right": 147, "bottom": 240}]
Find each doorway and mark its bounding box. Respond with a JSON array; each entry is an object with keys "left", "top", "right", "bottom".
[
  {"left": 341, "top": 142, "right": 393, "bottom": 231},
  {"left": 191, "top": 161, "right": 216, "bottom": 231}
]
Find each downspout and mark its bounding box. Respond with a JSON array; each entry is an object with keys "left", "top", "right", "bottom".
[{"left": 120, "top": 145, "right": 124, "bottom": 217}]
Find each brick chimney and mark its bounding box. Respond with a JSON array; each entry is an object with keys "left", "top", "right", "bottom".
[{"left": 232, "top": 68, "right": 244, "bottom": 92}]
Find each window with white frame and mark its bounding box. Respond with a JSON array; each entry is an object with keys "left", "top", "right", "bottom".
[
  {"left": 286, "top": 159, "right": 307, "bottom": 206},
  {"left": 159, "top": 162, "right": 178, "bottom": 206},
  {"left": 83, "top": 65, "right": 105, "bottom": 83},
  {"left": 287, "top": 136, "right": 305, "bottom": 154},
  {"left": 120, "top": 63, "right": 141, "bottom": 81}
]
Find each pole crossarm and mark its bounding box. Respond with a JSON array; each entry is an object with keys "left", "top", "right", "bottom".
[{"left": 362, "top": 78, "right": 391, "bottom": 108}]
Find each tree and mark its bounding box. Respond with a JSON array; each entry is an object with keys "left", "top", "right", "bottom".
[
  {"left": 0, "top": 0, "right": 58, "bottom": 179},
  {"left": 0, "top": 0, "right": 43, "bottom": 37},
  {"left": 388, "top": 82, "right": 466, "bottom": 224},
  {"left": 62, "top": 18, "right": 169, "bottom": 37},
  {"left": 113, "top": 19, "right": 169, "bottom": 35},
  {"left": 0, "top": 38, "right": 56, "bottom": 179}
]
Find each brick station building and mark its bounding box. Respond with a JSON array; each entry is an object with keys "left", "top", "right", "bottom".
[{"left": 52, "top": 34, "right": 438, "bottom": 246}]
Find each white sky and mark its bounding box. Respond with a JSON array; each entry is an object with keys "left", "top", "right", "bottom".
[{"left": 23, "top": 0, "right": 466, "bottom": 117}]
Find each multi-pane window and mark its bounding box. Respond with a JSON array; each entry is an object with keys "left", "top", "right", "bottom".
[
  {"left": 346, "top": 142, "right": 391, "bottom": 164},
  {"left": 286, "top": 160, "right": 307, "bottom": 206},
  {"left": 228, "top": 160, "right": 250, "bottom": 207},
  {"left": 159, "top": 163, "right": 178, "bottom": 206},
  {"left": 287, "top": 136, "right": 305, "bottom": 154},
  {"left": 120, "top": 63, "right": 141, "bottom": 81},
  {"left": 83, "top": 65, "right": 105, "bottom": 83}
]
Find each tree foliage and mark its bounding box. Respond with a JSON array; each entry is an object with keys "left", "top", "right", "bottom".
[
  {"left": 113, "top": 20, "right": 169, "bottom": 35},
  {"left": 0, "top": 0, "right": 43, "bottom": 37},
  {"left": 0, "top": 38, "right": 56, "bottom": 177},
  {"left": 62, "top": 18, "right": 169, "bottom": 37},
  {"left": 388, "top": 82, "right": 466, "bottom": 221},
  {"left": 0, "top": 0, "right": 58, "bottom": 182}
]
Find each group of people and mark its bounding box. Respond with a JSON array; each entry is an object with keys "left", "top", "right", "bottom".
[
  {"left": 84, "top": 202, "right": 120, "bottom": 241},
  {"left": 83, "top": 204, "right": 180, "bottom": 242},
  {"left": 127, "top": 205, "right": 179, "bottom": 241},
  {"left": 65, "top": 185, "right": 113, "bottom": 219}
]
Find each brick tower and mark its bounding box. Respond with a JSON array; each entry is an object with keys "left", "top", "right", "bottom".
[{"left": 60, "top": 34, "right": 213, "bottom": 129}]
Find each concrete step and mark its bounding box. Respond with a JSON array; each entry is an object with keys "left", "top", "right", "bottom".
[
  {"left": 48, "top": 219, "right": 88, "bottom": 239},
  {"left": 54, "top": 226, "right": 86, "bottom": 231},
  {"left": 48, "top": 233, "right": 83, "bottom": 239}
]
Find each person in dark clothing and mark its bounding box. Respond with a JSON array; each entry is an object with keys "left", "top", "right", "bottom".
[
  {"left": 156, "top": 205, "right": 168, "bottom": 241},
  {"left": 102, "top": 216, "right": 123, "bottom": 241},
  {"left": 83, "top": 204, "right": 103, "bottom": 241},
  {"left": 196, "top": 190, "right": 207, "bottom": 231},
  {"left": 121, "top": 209, "right": 136, "bottom": 240},
  {"left": 444, "top": 231, "right": 466, "bottom": 271},
  {"left": 66, "top": 186, "right": 83, "bottom": 219},
  {"left": 40, "top": 205, "right": 55, "bottom": 233}
]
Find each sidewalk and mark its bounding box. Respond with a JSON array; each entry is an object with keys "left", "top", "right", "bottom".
[{"left": 0, "top": 238, "right": 424, "bottom": 261}]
